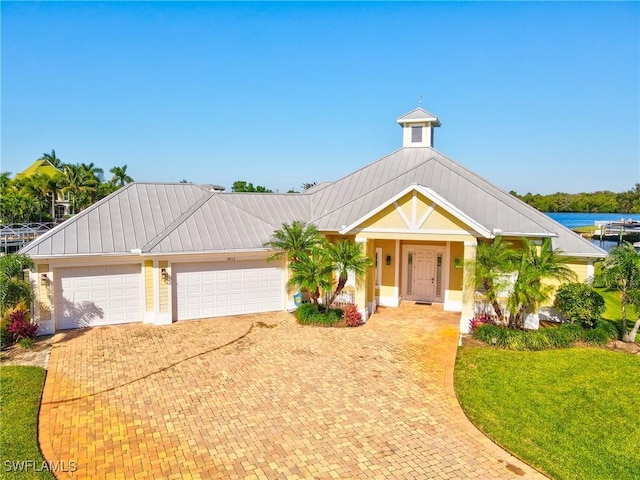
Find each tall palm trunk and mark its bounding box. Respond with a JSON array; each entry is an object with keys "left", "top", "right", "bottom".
[
  {"left": 326, "top": 275, "right": 347, "bottom": 308},
  {"left": 625, "top": 318, "right": 640, "bottom": 343},
  {"left": 483, "top": 279, "right": 504, "bottom": 323}
]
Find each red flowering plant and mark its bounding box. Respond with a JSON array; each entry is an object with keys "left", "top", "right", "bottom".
[
  {"left": 468, "top": 313, "right": 492, "bottom": 333},
  {"left": 6, "top": 307, "right": 39, "bottom": 341},
  {"left": 343, "top": 304, "right": 363, "bottom": 327}
]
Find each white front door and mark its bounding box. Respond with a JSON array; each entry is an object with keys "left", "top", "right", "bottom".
[{"left": 404, "top": 246, "right": 445, "bottom": 303}]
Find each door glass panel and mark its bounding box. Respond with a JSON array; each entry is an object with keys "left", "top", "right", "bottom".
[
  {"left": 436, "top": 253, "right": 443, "bottom": 297},
  {"left": 407, "top": 252, "right": 413, "bottom": 296}
]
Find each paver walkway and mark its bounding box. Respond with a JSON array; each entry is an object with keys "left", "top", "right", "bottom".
[{"left": 40, "top": 304, "right": 547, "bottom": 479}]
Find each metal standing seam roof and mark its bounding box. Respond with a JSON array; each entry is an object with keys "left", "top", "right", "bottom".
[
  {"left": 20, "top": 183, "right": 210, "bottom": 256},
  {"left": 396, "top": 107, "right": 441, "bottom": 126},
  {"left": 20, "top": 129, "right": 606, "bottom": 259}
]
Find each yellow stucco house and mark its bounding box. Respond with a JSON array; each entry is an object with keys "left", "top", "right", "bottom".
[
  {"left": 15, "top": 158, "right": 70, "bottom": 218},
  {"left": 22, "top": 108, "right": 606, "bottom": 335}
]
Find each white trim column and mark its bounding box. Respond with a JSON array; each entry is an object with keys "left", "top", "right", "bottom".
[{"left": 460, "top": 239, "right": 477, "bottom": 333}]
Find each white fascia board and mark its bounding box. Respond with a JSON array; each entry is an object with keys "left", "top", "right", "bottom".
[
  {"left": 141, "top": 248, "right": 272, "bottom": 257},
  {"left": 415, "top": 185, "right": 493, "bottom": 238},
  {"left": 26, "top": 252, "right": 142, "bottom": 261},
  {"left": 501, "top": 231, "right": 558, "bottom": 238},
  {"left": 339, "top": 185, "right": 423, "bottom": 234},
  {"left": 339, "top": 183, "right": 493, "bottom": 238}
]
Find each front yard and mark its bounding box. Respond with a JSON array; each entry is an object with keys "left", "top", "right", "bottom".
[
  {"left": 0, "top": 366, "right": 55, "bottom": 480},
  {"left": 455, "top": 347, "right": 640, "bottom": 480}
]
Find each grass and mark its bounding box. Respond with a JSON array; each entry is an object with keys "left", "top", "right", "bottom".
[
  {"left": 596, "top": 287, "right": 639, "bottom": 342},
  {"left": 455, "top": 348, "right": 640, "bottom": 480},
  {"left": 0, "top": 366, "right": 55, "bottom": 480}
]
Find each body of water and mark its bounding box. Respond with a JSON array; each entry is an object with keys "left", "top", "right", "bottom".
[
  {"left": 545, "top": 212, "right": 640, "bottom": 230},
  {"left": 545, "top": 212, "right": 640, "bottom": 252}
]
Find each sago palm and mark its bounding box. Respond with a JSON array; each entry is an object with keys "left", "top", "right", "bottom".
[
  {"left": 287, "top": 248, "right": 333, "bottom": 306},
  {"left": 325, "top": 240, "right": 373, "bottom": 307},
  {"left": 468, "top": 236, "right": 518, "bottom": 323},
  {"left": 265, "top": 221, "right": 323, "bottom": 263},
  {"left": 508, "top": 238, "right": 576, "bottom": 328}
]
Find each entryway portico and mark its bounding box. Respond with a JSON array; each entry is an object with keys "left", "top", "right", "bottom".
[{"left": 341, "top": 181, "right": 486, "bottom": 324}]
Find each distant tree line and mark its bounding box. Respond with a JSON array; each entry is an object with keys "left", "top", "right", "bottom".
[
  {"left": 1, "top": 150, "right": 134, "bottom": 223},
  {"left": 232, "top": 180, "right": 318, "bottom": 194},
  {"left": 510, "top": 184, "right": 640, "bottom": 213}
]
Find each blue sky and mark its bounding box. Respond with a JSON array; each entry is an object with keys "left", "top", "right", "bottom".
[{"left": 2, "top": 1, "right": 638, "bottom": 195}]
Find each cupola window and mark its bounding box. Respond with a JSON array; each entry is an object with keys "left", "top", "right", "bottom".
[{"left": 411, "top": 126, "right": 423, "bottom": 143}]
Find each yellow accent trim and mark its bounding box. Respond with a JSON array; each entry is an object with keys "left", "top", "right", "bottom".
[
  {"left": 144, "top": 260, "right": 154, "bottom": 312},
  {"left": 159, "top": 261, "right": 169, "bottom": 313}
]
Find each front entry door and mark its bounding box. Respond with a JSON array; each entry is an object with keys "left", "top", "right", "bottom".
[
  {"left": 413, "top": 249, "right": 435, "bottom": 301},
  {"left": 404, "top": 246, "right": 445, "bottom": 303}
]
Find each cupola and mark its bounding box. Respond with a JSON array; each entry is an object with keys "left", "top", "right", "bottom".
[{"left": 396, "top": 107, "right": 441, "bottom": 148}]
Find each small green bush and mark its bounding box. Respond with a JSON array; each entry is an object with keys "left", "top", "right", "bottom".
[
  {"left": 295, "top": 303, "right": 343, "bottom": 326},
  {"left": 472, "top": 322, "right": 616, "bottom": 351},
  {"left": 554, "top": 283, "right": 605, "bottom": 328}
]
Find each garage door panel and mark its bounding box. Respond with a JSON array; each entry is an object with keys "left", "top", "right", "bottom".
[
  {"left": 56, "top": 265, "right": 142, "bottom": 329},
  {"left": 175, "top": 260, "right": 283, "bottom": 320}
]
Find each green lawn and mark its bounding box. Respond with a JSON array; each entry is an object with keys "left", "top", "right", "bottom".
[
  {"left": 596, "top": 287, "right": 639, "bottom": 342},
  {"left": 455, "top": 347, "right": 640, "bottom": 480},
  {"left": 0, "top": 366, "right": 55, "bottom": 480}
]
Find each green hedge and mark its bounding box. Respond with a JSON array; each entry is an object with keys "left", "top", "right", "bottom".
[
  {"left": 295, "top": 303, "right": 344, "bottom": 326},
  {"left": 472, "top": 321, "right": 618, "bottom": 351}
]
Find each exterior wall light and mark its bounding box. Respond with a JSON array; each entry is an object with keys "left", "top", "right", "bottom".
[
  {"left": 386, "top": 255, "right": 392, "bottom": 266},
  {"left": 161, "top": 268, "right": 169, "bottom": 283}
]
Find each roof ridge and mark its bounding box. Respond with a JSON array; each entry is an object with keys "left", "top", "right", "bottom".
[
  {"left": 141, "top": 192, "right": 215, "bottom": 252},
  {"left": 21, "top": 183, "right": 137, "bottom": 254},
  {"left": 215, "top": 194, "right": 309, "bottom": 228},
  {"left": 310, "top": 157, "right": 435, "bottom": 225},
  {"left": 427, "top": 152, "right": 555, "bottom": 234}
]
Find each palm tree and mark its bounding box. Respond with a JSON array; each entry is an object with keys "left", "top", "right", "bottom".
[
  {"left": 0, "top": 253, "right": 35, "bottom": 313},
  {"left": 467, "top": 236, "right": 518, "bottom": 323},
  {"left": 265, "top": 221, "right": 323, "bottom": 263},
  {"left": 61, "top": 164, "right": 96, "bottom": 214},
  {"left": 325, "top": 240, "right": 373, "bottom": 307},
  {"left": 21, "top": 174, "right": 53, "bottom": 221},
  {"left": 109, "top": 165, "right": 133, "bottom": 188},
  {"left": 0, "top": 172, "right": 12, "bottom": 195},
  {"left": 600, "top": 243, "right": 640, "bottom": 342},
  {"left": 41, "top": 149, "right": 62, "bottom": 167},
  {"left": 507, "top": 238, "right": 576, "bottom": 329},
  {"left": 287, "top": 248, "right": 334, "bottom": 306},
  {"left": 81, "top": 162, "right": 104, "bottom": 183}
]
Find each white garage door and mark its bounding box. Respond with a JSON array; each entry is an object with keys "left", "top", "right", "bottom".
[
  {"left": 55, "top": 264, "right": 142, "bottom": 329},
  {"left": 174, "top": 260, "right": 283, "bottom": 320}
]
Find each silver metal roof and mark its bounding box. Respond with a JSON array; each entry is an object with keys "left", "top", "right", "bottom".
[
  {"left": 396, "top": 107, "right": 441, "bottom": 126},
  {"left": 217, "top": 193, "right": 310, "bottom": 228},
  {"left": 143, "top": 195, "right": 277, "bottom": 254},
  {"left": 21, "top": 183, "right": 209, "bottom": 256},
  {"left": 21, "top": 129, "right": 605, "bottom": 259}
]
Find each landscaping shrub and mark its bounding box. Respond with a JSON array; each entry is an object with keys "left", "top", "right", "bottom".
[
  {"left": 469, "top": 313, "right": 492, "bottom": 333},
  {"left": 343, "top": 304, "right": 363, "bottom": 327},
  {"left": 295, "top": 303, "right": 343, "bottom": 326},
  {"left": 472, "top": 322, "right": 613, "bottom": 351},
  {"left": 554, "top": 282, "right": 605, "bottom": 328},
  {"left": 6, "top": 306, "right": 39, "bottom": 342}
]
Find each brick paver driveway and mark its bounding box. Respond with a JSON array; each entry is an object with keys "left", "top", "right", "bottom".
[{"left": 40, "top": 304, "right": 546, "bottom": 479}]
